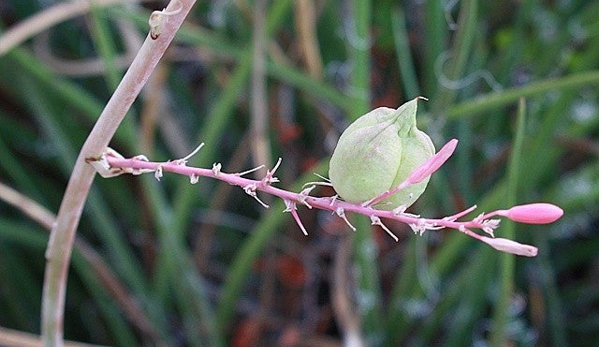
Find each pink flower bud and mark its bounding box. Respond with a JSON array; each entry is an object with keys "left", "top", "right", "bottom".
[
  {"left": 498, "top": 203, "right": 563, "bottom": 224},
  {"left": 407, "top": 139, "right": 458, "bottom": 184},
  {"left": 481, "top": 237, "right": 538, "bottom": 257}
]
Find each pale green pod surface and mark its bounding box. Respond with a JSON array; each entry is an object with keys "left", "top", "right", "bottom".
[{"left": 328, "top": 98, "right": 435, "bottom": 209}]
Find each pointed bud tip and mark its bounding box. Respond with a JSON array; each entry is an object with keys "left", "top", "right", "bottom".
[
  {"left": 505, "top": 203, "right": 563, "bottom": 224},
  {"left": 407, "top": 139, "right": 459, "bottom": 184}
]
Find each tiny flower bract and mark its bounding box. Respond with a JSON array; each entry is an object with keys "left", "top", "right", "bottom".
[{"left": 328, "top": 98, "right": 435, "bottom": 209}]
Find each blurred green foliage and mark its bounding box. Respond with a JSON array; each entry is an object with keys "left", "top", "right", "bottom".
[{"left": 1, "top": 0, "right": 598, "bottom": 346}]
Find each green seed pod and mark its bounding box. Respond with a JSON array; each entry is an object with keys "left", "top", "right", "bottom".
[{"left": 328, "top": 98, "right": 435, "bottom": 209}]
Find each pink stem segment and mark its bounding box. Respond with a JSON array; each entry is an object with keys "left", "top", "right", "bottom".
[{"left": 99, "top": 147, "right": 562, "bottom": 257}]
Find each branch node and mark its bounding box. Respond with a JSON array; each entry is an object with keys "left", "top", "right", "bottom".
[
  {"left": 86, "top": 147, "right": 128, "bottom": 178},
  {"left": 481, "top": 219, "right": 500, "bottom": 237},
  {"left": 284, "top": 200, "right": 308, "bottom": 235},
  {"left": 335, "top": 207, "right": 356, "bottom": 231},
  {"left": 371, "top": 215, "right": 398, "bottom": 242},
  {"left": 154, "top": 165, "right": 163, "bottom": 181},
  {"left": 262, "top": 158, "right": 282, "bottom": 185},
  {"left": 148, "top": 0, "right": 183, "bottom": 39},
  {"left": 298, "top": 185, "right": 315, "bottom": 209},
  {"left": 408, "top": 218, "right": 435, "bottom": 236},
  {"left": 174, "top": 142, "right": 205, "bottom": 165},
  {"left": 212, "top": 163, "right": 222, "bottom": 176},
  {"left": 244, "top": 183, "right": 269, "bottom": 208},
  {"left": 190, "top": 173, "right": 199, "bottom": 184}
]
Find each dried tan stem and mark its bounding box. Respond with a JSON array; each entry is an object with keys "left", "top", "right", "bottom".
[
  {"left": 40, "top": 1, "right": 196, "bottom": 346},
  {"left": 0, "top": 0, "right": 148, "bottom": 57},
  {"left": 0, "top": 181, "right": 162, "bottom": 343},
  {"left": 294, "top": 0, "right": 323, "bottom": 80},
  {"left": 332, "top": 236, "right": 365, "bottom": 347},
  {"left": 250, "top": 0, "right": 272, "bottom": 174},
  {"left": 0, "top": 326, "right": 109, "bottom": 347}
]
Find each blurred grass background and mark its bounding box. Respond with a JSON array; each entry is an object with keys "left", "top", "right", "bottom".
[{"left": 1, "top": 0, "right": 598, "bottom": 346}]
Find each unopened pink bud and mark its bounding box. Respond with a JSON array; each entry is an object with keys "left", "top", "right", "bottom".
[
  {"left": 481, "top": 237, "right": 538, "bottom": 257},
  {"left": 408, "top": 139, "right": 458, "bottom": 184},
  {"left": 498, "top": 203, "right": 563, "bottom": 224}
]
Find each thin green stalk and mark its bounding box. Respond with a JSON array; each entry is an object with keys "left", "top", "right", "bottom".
[
  {"left": 0, "top": 117, "right": 45, "bottom": 203},
  {"left": 88, "top": 5, "right": 140, "bottom": 144},
  {"left": 430, "top": 0, "right": 478, "bottom": 113},
  {"left": 142, "top": 176, "right": 223, "bottom": 347},
  {"left": 422, "top": 0, "right": 447, "bottom": 95},
  {"left": 0, "top": 220, "right": 138, "bottom": 347},
  {"left": 111, "top": 6, "right": 354, "bottom": 113},
  {"left": 149, "top": 50, "right": 250, "bottom": 324},
  {"left": 496, "top": 0, "right": 536, "bottom": 84},
  {"left": 346, "top": 1, "right": 384, "bottom": 345},
  {"left": 0, "top": 239, "right": 42, "bottom": 326},
  {"left": 267, "top": 62, "right": 354, "bottom": 114},
  {"left": 159, "top": 4, "right": 297, "bottom": 338},
  {"left": 437, "top": 248, "right": 495, "bottom": 347},
  {"left": 215, "top": 162, "right": 328, "bottom": 332},
  {"left": 391, "top": 7, "right": 420, "bottom": 99},
  {"left": 445, "top": 70, "right": 599, "bottom": 120},
  {"left": 347, "top": 0, "right": 371, "bottom": 119},
  {"left": 2, "top": 49, "right": 134, "bottom": 148},
  {"left": 88, "top": 5, "right": 121, "bottom": 90},
  {"left": 489, "top": 98, "right": 526, "bottom": 347},
  {"left": 352, "top": 216, "right": 384, "bottom": 346},
  {"left": 171, "top": 0, "right": 294, "bottom": 234},
  {"left": 384, "top": 236, "right": 419, "bottom": 346}
]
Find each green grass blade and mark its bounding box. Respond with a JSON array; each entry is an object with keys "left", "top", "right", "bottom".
[{"left": 489, "top": 98, "right": 525, "bottom": 346}]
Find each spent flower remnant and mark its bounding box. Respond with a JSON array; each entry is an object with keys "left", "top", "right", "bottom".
[{"left": 90, "top": 98, "right": 563, "bottom": 257}]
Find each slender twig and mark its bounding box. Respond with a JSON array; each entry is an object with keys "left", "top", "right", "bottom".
[
  {"left": 0, "top": 326, "right": 109, "bottom": 347},
  {"left": 100, "top": 142, "right": 562, "bottom": 258},
  {"left": 41, "top": 1, "right": 196, "bottom": 346},
  {"left": 0, "top": 181, "right": 55, "bottom": 230},
  {"left": 332, "top": 236, "right": 366, "bottom": 347},
  {"left": 250, "top": 0, "right": 271, "bottom": 173},
  {"left": 294, "top": 0, "right": 323, "bottom": 79},
  {"left": 0, "top": 181, "right": 163, "bottom": 343},
  {"left": 0, "top": 0, "right": 153, "bottom": 57}
]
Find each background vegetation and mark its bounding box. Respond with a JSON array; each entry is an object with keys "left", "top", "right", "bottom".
[{"left": 0, "top": 0, "right": 598, "bottom": 346}]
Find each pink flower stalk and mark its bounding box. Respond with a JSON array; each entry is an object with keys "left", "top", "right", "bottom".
[
  {"left": 93, "top": 141, "right": 563, "bottom": 257},
  {"left": 364, "top": 139, "right": 458, "bottom": 207},
  {"left": 407, "top": 139, "right": 458, "bottom": 185}
]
